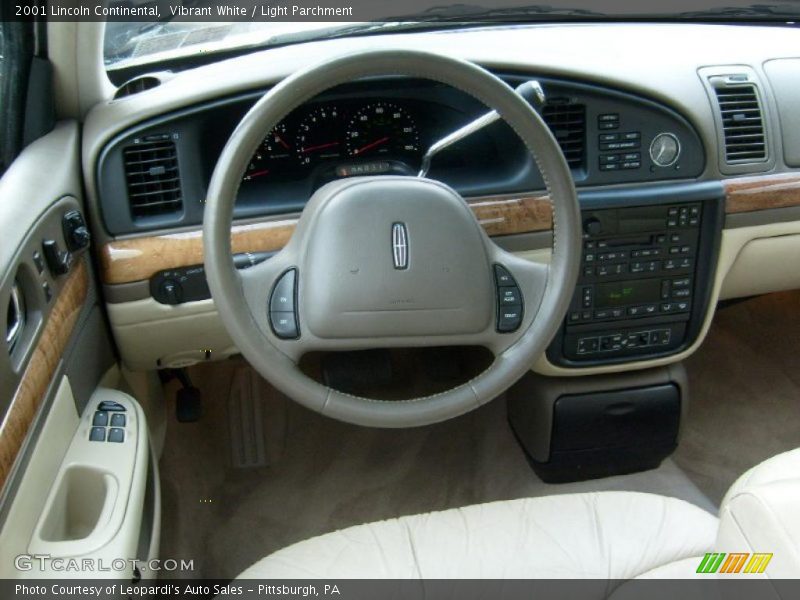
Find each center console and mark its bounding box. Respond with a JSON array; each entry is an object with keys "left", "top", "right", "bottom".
[{"left": 547, "top": 182, "right": 724, "bottom": 367}]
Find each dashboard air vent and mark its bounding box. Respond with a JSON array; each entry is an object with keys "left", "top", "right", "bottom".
[
  {"left": 713, "top": 83, "right": 767, "bottom": 163},
  {"left": 114, "top": 75, "right": 162, "bottom": 99},
  {"left": 541, "top": 100, "right": 586, "bottom": 169},
  {"left": 123, "top": 139, "right": 182, "bottom": 219}
]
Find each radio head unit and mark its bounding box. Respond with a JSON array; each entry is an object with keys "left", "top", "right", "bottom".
[{"left": 547, "top": 189, "right": 724, "bottom": 367}]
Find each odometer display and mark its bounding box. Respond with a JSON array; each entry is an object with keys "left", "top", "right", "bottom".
[{"left": 346, "top": 103, "right": 420, "bottom": 159}]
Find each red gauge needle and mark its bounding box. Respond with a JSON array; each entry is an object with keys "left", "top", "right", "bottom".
[
  {"left": 301, "top": 141, "right": 339, "bottom": 154},
  {"left": 353, "top": 136, "right": 390, "bottom": 155},
  {"left": 275, "top": 134, "right": 290, "bottom": 150},
  {"left": 247, "top": 169, "right": 270, "bottom": 179}
]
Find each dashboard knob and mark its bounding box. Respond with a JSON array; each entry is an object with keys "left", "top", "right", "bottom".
[
  {"left": 583, "top": 217, "right": 603, "bottom": 236},
  {"left": 159, "top": 279, "right": 183, "bottom": 305}
]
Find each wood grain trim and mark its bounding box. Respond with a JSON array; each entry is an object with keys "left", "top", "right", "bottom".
[
  {"left": 99, "top": 193, "right": 552, "bottom": 285},
  {"left": 725, "top": 172, "right": 800, "bottom": 214},
  {"left": 0, "top": 261, "right": 88, "bottom": 493}
]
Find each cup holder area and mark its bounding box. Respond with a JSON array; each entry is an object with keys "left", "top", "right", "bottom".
[{"left": 39, "top": 467, "right": 115, "bottom": 542}]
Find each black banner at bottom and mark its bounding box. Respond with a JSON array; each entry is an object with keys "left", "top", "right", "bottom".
[{"left": 3, "top": 579, "right": 799, "bottom": 600}]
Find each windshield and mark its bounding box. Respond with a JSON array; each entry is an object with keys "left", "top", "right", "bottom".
[{"left": 103, "top": 1, "right": 800, "bottom": 71}]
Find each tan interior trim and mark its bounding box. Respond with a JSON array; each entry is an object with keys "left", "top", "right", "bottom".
[
  {"left": 724, "top": 172, "right": 800, "bottom": 214},
  {"left": 99, "top": 193, "right": 551, "bottom": 285},
  {"left": 0, "top": 261, "right": 88, "bottom": 493}
]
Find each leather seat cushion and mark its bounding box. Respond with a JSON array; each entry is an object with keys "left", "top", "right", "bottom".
[{"left": 237, "top": 492, "right": 718, "bottom": 579}]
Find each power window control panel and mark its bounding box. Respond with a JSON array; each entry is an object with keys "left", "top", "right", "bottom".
[{"left": 89, "top": 402, "right": 127, "bottom": 443}]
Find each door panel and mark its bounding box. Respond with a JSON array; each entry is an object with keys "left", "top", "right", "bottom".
[{"left": 0, "top": 121, "right": 111, "bottom": 512}]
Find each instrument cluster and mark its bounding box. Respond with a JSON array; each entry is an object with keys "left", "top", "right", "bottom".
[{"left": 243, "top": 100, "right": 423, "bottom": 182}]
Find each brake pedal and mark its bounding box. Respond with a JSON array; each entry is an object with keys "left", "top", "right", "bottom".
[{"left": 167, "top": 368, "right": 203, "bottom": 422}]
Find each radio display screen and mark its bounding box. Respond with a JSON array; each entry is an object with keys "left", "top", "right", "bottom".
[{"left": 595, "top": 278, "right": 662, "bottom": 308}]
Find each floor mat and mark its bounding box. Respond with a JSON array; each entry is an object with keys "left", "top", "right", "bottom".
[
  {"left": 158, "top": 358, "right": 713, "bottom": 579},
  {"left": 675, "top": 290, "right": 800, "bottom": 504}
]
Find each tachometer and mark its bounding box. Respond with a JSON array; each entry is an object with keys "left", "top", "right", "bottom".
[
  {"left": 346, "top": 103, "right": 420, "bottom": 159},
  {"left": 244, "top": 123, "right": 292, "bottom": 181},
  {"left": 296, "top": 106, "right": 343, "bottom": 165}
]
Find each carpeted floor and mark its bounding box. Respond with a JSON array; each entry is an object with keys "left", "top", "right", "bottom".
[
  {"left": 675, "top": 290, "right": 800, "bottom": 504},
  {"left": 159, "top": 360, "right": 712, "bottom": 579},
  {"left": 157, "top": 289, "right": 800, "bottom": 579}
]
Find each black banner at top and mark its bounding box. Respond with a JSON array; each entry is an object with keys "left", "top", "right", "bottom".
[{"left": 7, "top": 0, "right": 800, "bottom": 22}]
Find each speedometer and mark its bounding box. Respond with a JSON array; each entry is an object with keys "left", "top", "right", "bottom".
[{"left": 346, "top": 103, "right": 420, "bottom": 159}]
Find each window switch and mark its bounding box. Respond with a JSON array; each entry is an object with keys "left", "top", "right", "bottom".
[
  {"left": 93, "top": 411, "right": 109, "bottom": 426},
  {"left": 108, "top": 428, "right": 125, "bottom": 443},
  {"left": 110, "top": 413, "right": 126, "bottom": 427},
  {"left": 89, "top": 427, "right": 106, "bottom": 442}
]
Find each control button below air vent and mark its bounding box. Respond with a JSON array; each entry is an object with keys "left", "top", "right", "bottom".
[{"left": 123, "top": 138, "right": 183, "bottom": 219}]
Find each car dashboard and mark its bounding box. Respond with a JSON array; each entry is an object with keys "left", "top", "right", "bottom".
[{"left": 82, "top": 22, "right": 800, "bottom": 376}]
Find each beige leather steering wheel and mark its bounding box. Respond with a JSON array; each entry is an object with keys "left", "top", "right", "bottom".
[{"left": 204, "top": 49, "right": 581, "bottom": 428}]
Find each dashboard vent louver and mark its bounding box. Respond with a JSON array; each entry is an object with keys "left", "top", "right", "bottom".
[
  {"left": 123, "top": 139, "right": 183, "bottom": 219},
  {"left": 114, "top": 75, "right": 162, "bottom": 99},
  {"left": 541, "top": 100, "right": 586, "bottom": 169},
  {"left": 713, "top": 84, "right": 767, "bottom": 163}
]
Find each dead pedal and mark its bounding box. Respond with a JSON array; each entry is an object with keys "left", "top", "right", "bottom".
[{"left": 228, "top": 368, "right": 270, "bottom": 468}]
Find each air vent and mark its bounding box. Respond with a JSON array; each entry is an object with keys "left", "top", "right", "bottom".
[
  {"left": 123, "top": 138, "right": 183, "bottom": 219},
  {"left": 713, "top": 83, "right": 767, "bottom": 163},
  {"left": 541, "top": 100, "right": 586, "bottom": 169},
  {"left": 113, "top": 72, "right": 173, "bottom": 99}
]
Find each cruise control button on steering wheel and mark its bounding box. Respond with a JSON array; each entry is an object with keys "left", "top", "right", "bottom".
[{"left": 269, "top": 268, "right": 299, "bottom": 339}]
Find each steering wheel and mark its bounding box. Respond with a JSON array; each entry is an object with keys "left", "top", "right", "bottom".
[{"left": 204, "top": 49, "right": 581, "bottom": 428}]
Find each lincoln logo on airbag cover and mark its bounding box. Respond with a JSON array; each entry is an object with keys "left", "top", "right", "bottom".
[{"left": 392, "top": 223, "right": 409, "bottom": 270}]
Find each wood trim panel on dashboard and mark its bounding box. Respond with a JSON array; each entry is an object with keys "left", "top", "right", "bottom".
[
  {"left": 0, "top": 261, "right": 88, "bottom": 493},
  {"left": 724, "top": 172, "right": 800, "bottom": 214},
  {"left": 99, "top": 193, "right": 552, "bottom": 285}
]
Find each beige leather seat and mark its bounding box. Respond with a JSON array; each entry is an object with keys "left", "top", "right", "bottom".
[{"left": 237, "top": 449, "right": 800, "bottom": 580}]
